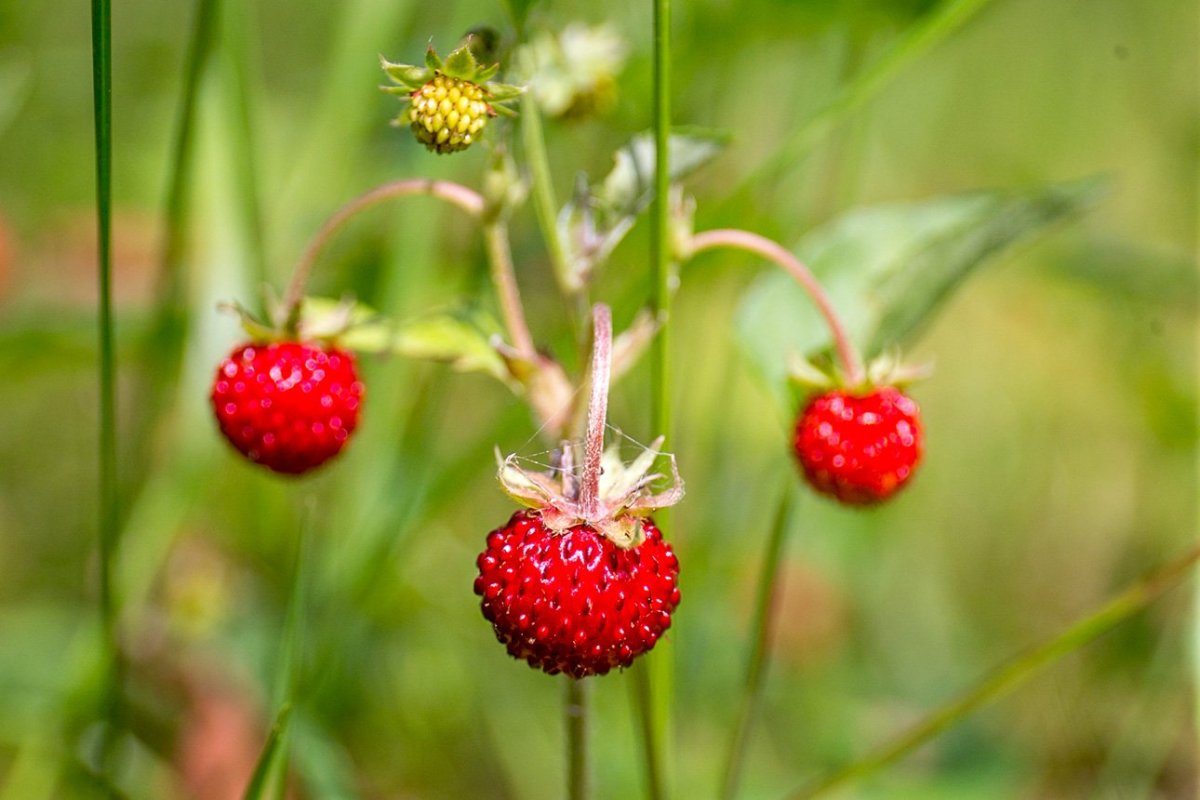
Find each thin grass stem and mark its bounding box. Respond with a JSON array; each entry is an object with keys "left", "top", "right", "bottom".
[
  {"left": 791, "top": 542, "right": 1200, "bottom": 798},
  {"left": 720, "top": 485, "right": 795, "bottom": 800}
]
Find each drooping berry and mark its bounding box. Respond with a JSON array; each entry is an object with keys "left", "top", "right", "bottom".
[
  {"left": 793, "top": 386, "right": 923, "bottom": 505},
  {"left": 210, "top": 341, "right": 364, "bottom": 475},
  {"left": 408, "top": 74, "right": 492, "bottom": 154},
  {"left": 474, "top": 509, "right": 680, "bottom": 679}
]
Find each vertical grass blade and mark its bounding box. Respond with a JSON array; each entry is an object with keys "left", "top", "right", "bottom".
[
  {"left": 245, "top": 509, "right": 311, "bottom": 800},
  {"left": 130, "top": 0, "right": 222, "bottom": 474},
  {"left": 89, "top": 0, "right": 123, "bottom": 788},
  {"left": 720, "top": 486, "right": 794, "bottom": 800},
  {"left": 219, "top": 0, "right": 270, "bottom": 296},
  {"left": 161, "top": 0, "right": 220, "bottom": 319},
  {"left": 242, "top": 704, "right": 294, "bottom": 800},
  {"left": 791, "top": 542, "right": 1200, "bottom": 799}
]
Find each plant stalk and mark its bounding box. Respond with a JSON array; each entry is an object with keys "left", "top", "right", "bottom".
[
  {"left": 281, "top": 179, "right": 484, "bottom": 324},
  {"left": 483, "top": 221, "right": 538, "bottom": 362},
  {"left": 521, "top": 94, "right": 572, "bottom": 293},
  {"left": 688, "top": 228, "right": 865, "bottom": 386},
  {"left": 90, "top": 0, "right": 122, "bottom": 788},
  {"left": 579, "top": 305, "right": 612, "bottom": 518},
  {"left": 638, "top": 0, "right": 674, "bottom": 794},
  {"left": 720, "top": 485, "right": 795, "bottom": 800},
  {"left": 792, "top": 542, "right": 1200, "bottom": 798},
  {"left": 566, "top": 678, "right": 589, "bottom": 800}
]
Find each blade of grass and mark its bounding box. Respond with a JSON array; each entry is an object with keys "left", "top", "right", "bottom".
[
  {"left": 160, "top": 0, "right": 220, "bottom": 320},
  {"left": 790, "top": 542, "right": 1200, "bottom": 799},
  {"left": 129, "top": 0, "right": 222, "bottom": 495},
  {"left": 719, "top": 0, "right": 998, "bottom": 212},
  {"left": 89, "top": 0, "right": 123, "bottom": 789},
  {"left": 637, "top": 0, "right": 674, "bottom": 795},
  {"left": 242, "top": 704, "right": 294, "bottom": 800},
  {"left": 720, "top": 485, "right": 795, "bottom": 800}
]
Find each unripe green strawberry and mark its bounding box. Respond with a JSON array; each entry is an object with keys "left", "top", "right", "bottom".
[
  {"left": 409, "top": 74, "right": 492, "bottom": 154},
  {"left": 382, "top": 41, "right": 523, "bottom": 155}
]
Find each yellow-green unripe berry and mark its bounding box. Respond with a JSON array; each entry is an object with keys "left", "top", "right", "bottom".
[{"left": 409, "top": 74, "right": 493, "bottom": 154}]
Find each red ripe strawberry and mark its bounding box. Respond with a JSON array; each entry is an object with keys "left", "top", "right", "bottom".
[
  {"left": 474, "top": 509, "right": 680, "bottom": 679},
  {"left": 210, "top": 341, "right": 364, "bottom": 475},
  {"left": 793, "top": 386, "right": 922, "bottom": 505}
]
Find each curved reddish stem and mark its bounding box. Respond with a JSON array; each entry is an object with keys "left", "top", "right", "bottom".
[
  {"left": 688, "top": 228, "right": 865, "bottom": 387},
  {"left": 579, "top": 304, "right": 612, "bottom": 519},
  {"left": 283, "top": 179, "right": 484, "bottom": 325}
]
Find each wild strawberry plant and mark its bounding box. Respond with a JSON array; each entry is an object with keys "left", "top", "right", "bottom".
[{"left": 67, "top": 1, "right": 1196, "bottom": 798}]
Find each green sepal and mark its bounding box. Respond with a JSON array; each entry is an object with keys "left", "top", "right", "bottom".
[
  {"left": 380, "top": 58, "right": 432, "bottom": 89},
  {"left": 424, "top": 46, "right": 443, "bottom": 72},
  {"left": 380, "top": 85, "right": 416, "bottom": 97},
  {"left": 221, "top": 300, "right": 279, "bottom": 342},
  {"left": 486, "top": 82, "right": 525, "bottom": 102},
  {"left": 490, "top": 102, "right": 518, "bottom": 118},
  {"left": 442, "top": 44, "right": 479, "bottom": 81},
  {"left": 786, "top": 354, "right": 837, "bottom": 393},
  {"left": 476, "top": 62, "right": 501, "bottom": 83},
  {"left": 296, "top": 296, "right": 378, "bottom": 342}
]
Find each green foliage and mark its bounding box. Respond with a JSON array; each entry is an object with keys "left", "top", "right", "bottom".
[
  {"left": 2, "top": 0, "right": 1194, "bottom": 797},
  {"left": 735, "top": 178, "right": 1105, "bottom": 404}
]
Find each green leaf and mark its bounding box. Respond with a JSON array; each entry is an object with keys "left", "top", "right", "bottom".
[
  {"left": 734, "top": 178, "right": 1104, "bottom": 406},
  {"left": 557, "top": 129, "right": 729, "bottom": 284},
  {"left": 389, "top": 307, "right": 512, "bottom": 384}
]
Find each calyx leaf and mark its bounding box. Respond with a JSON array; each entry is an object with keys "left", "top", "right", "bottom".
[{"left": 496, "top": 435, "right": 684, "bottom": 547}]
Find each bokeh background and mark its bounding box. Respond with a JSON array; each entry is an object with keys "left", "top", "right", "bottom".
[{"left": 0, "top": 0, "right": 1196, "bottom": 797}]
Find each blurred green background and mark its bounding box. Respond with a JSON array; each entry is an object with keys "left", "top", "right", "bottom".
[{"left": 0, "top": 0, "right": 1196, "bottom": 797}]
